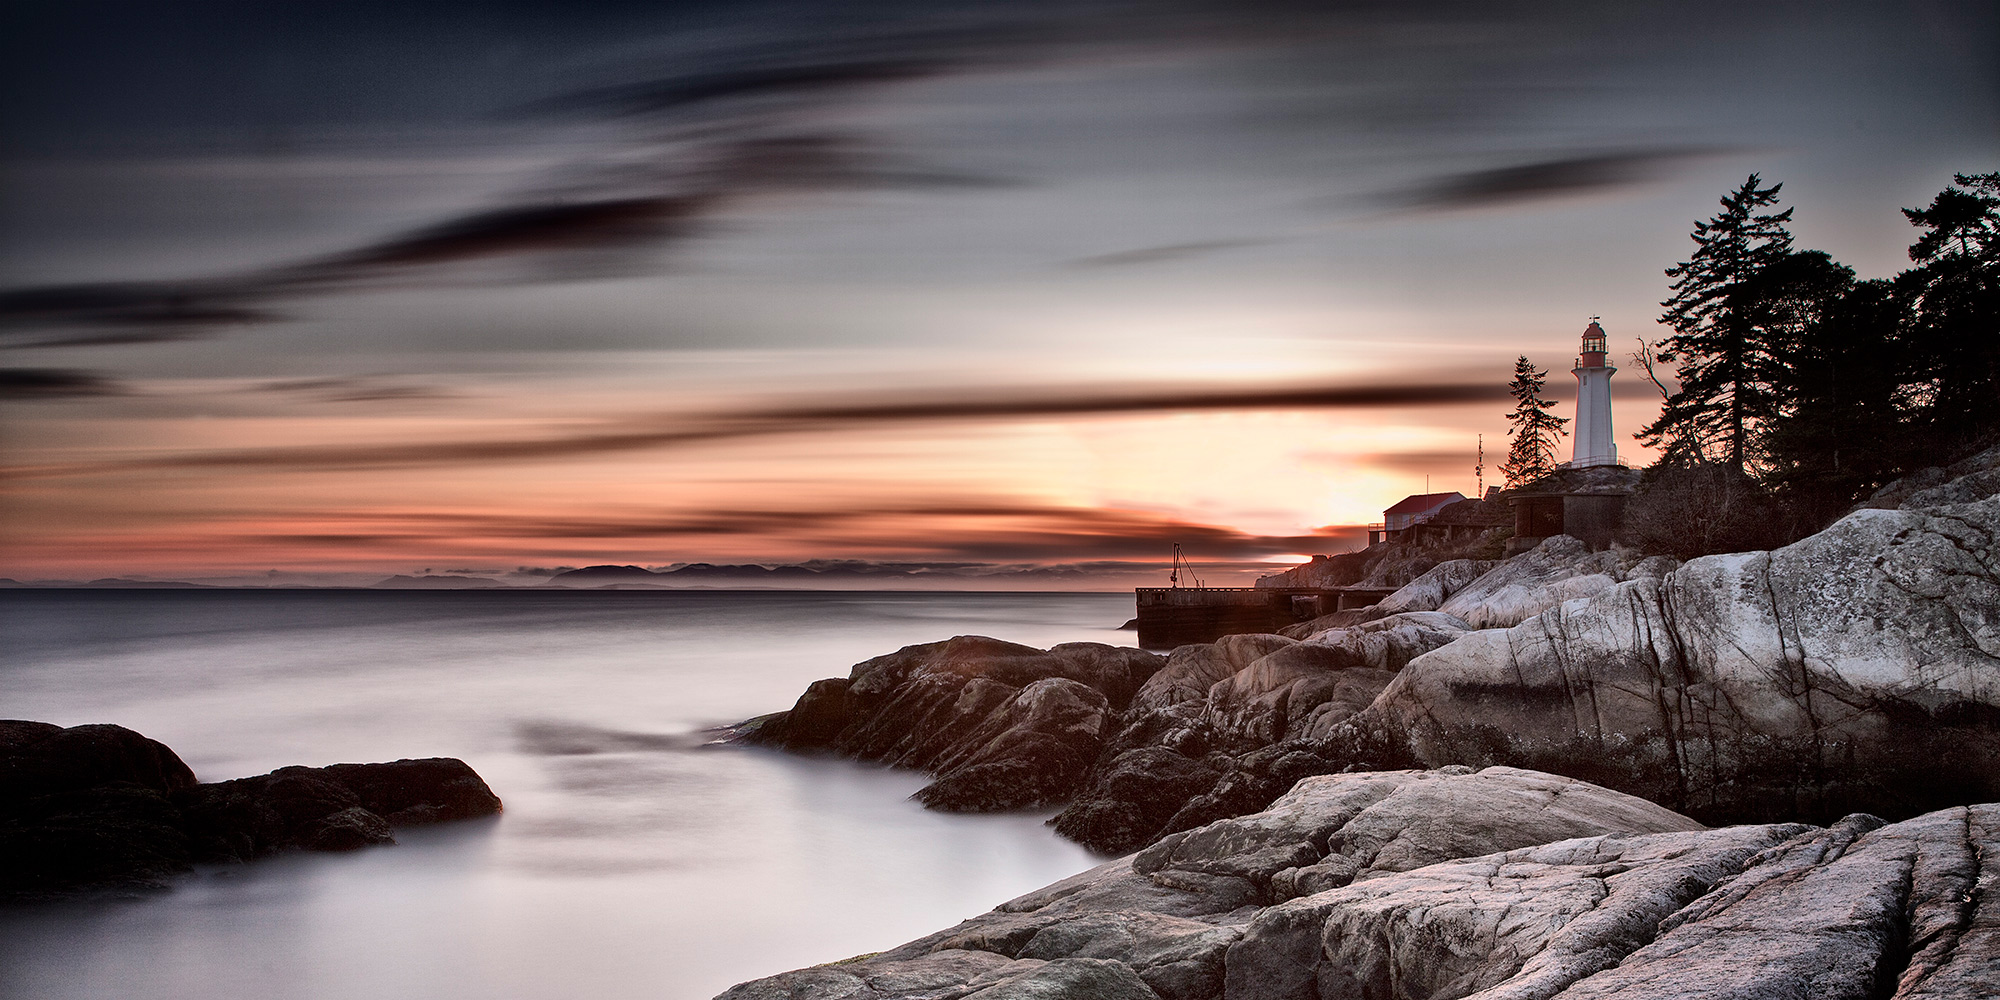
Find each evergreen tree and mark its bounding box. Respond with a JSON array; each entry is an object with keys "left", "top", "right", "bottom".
[
  {"left": 1626, "top": 168, "right": 1998, "bottom": 553},
  {"left": 1639, "top": 175, "right": 1796, "bottom": 472},
  {"left": 1760, "top": 270, "right": 1912, "bottom": 507},
  {"left": 1903, "top": 172, "right": 2000, "bottom": 263},
  {"left": 1897, "top": 172, "right": 2000, "bottom": 453},
  {"left": 1501, "top": 355, "right": 1568, "bottom": 486}
]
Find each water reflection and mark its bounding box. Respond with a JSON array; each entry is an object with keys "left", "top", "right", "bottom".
[{"left": 0, "top": 591, "right": 1119, "bottom": 999}]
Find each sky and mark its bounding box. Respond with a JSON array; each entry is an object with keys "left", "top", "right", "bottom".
[{"left": 0, "top": 0, "right": 1994, "bottom": 586}]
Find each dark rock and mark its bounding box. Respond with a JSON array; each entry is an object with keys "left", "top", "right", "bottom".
[
  {"left": 0, "top": 722, "right": 501, "bottom": 898},
  {"left": 0, "top": 784, "right": 194, "bottom": 893},
  {"left": 1049, "top": 747, "right": 1224, "bottom": 854},
  {"left": 738, "top": 636, "right": 1164, "bottom": 813},
  {"left": 297, "top": 806, "right": 396, "bottom": 851},
  {"left": 917, "top": 679, "right": 1112, "bottom": 811},
  {"left": 312, "top": 759, "right": 504, "bottom": 824},
  {"left": 176, "top": 758, "right": 502, "bottom": 859},
  {"left": 761, "top": 677, "right": 857, "bottom": 749},
  {"left": 0, "top": 719, "right": 197, "bottom": 799}
]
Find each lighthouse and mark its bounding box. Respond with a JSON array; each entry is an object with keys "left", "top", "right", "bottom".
[{"left": 1568, "top": 319, "right": 1619, "bottom": 467}]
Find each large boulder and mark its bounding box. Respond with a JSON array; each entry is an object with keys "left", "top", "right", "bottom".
[
  {"left": 1227, "top": 803, "right": 2000, "bottom": 1000},
  {"left": 1203, "top": 622, "right": 1460, "bottom": 745},
  {"left": 1133, "top": 767, "right": 1700, "bottom": 903},
  {"left": 1129, "top": 616, "right": 1465, "bottom": 751},
  {"left": 1367, "top": 493, "right": 2000, "bottom": 819},
  {"left": 735, "top": 636, "right": 1164, "bottom": 812},
  {"left": 0, "top": 720, "right": 196, "bottom": 799},
  {"left": 1360, "top": 559, "right": 1499, "bottom": 620},
  {"left": 179, "top": 757, "right": 503, "bottom": 860},
  {"left": 1040, "top": 746, "right": 1226, "bottom": 855},
  {"left": 0, "top": 722, "right": 502, "bottom": 897},
  {"left": 914, "top": 678, "right": 1114, "bottom": 811},
  {"left": 1130, "top": 635, "right": 1295, "bottom": 715},
  {"left": 1053, "top": 622, "right": 1464, "bottom": 854},
  {"left": 1432, "top": 536, "right": 1629, "bottom": 630},
  {"left": 1224, "top": 820, "right": 1814, "bottom": 1000}
]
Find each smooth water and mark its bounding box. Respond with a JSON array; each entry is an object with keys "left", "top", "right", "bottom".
[{"left": 0, "top": 589, "right": 1136, "bottom": 1000}]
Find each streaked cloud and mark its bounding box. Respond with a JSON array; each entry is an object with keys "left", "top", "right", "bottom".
[
  {"left": 1375, "top": 149, "right": 1727, "bottom": 214},
  {"left": 106, "top": 499, "right": 1371, "bottom": 564},
  {"left": 255, "top": 376, "right": 457, "bottom": 404},
  {"left": 1066, "top": 240, "right": 1269, "bottom": 269},
  {"left": 0, "top": 368, "right": 127, "bottom": 398},
  {"left": 6, "top": 377, "right": 1510, "bottom": 477}
]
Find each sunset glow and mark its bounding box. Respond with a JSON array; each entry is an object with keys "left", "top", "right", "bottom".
[{"left": 0, "top": 0, "right": 1986, "bottom": 587}]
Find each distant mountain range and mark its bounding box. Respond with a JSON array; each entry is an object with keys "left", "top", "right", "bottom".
[
  {"left": 544, "top": 562, "right": 958, "bottom": 584},
  {"left": 0, "top": 559, "right": 1258, "bottom": 591},
  {"left": 369, "top": 574, "right": 508, "bottom": 589}
]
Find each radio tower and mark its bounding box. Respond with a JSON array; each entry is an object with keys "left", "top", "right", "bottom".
[{"left": 1475, "top": 434, "right": 1484, "bottom": 498}]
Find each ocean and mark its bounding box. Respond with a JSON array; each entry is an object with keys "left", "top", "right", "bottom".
[{"left": 0, "top": 589, "right": 1138, "bottom": 1000}]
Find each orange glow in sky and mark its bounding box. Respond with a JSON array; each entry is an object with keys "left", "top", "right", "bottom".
[{"left": 0, "top": 0, "right": 1981, "bottom": 586}]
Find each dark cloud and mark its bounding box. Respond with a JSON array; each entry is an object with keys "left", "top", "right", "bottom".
[
  {"left": 247, "top": 499, "right": 1372, "bottom": 563},
  {"left": 0, "top": 137, "right": 1009, "bottom": 342},
  {"left": 298, "top": 197, "right": 713, "bottom": 275},
  {"left": 257, "top": 376, "right": 455, "bottom": 403},
  {"left": 0, "top": 15, "right": 1025, "bottom": 343},
  {"left": 7, "top": 377, "right": 1509, "bottom": 476},
  {"left": 0, "top": 2, "right": 1618, "bottom": 342},
  {"left": 1066, "top": 239, "right": 1269, "bottom": 268},
  {"left": 1356, "top": 449, "right": 1478, "bottom": 473},
  {"left": 0, "top": 369, "right": 128, "bottom": 399},
  {"left": 1377, "top": 149, "right": 1725, "bottom": 213},
  {"left": 0, "top": 2, "right": 1083, "bottom": 344},
  {"left": 0, "top": 282, "right": 277, "bottom": 338},
  {"left": 526, "top": 58, "right": 953, "bottom": 119}
]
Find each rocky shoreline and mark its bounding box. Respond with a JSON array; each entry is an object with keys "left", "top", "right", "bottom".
[
  {"left": 719, "top": 766, "right": 1998, "bottom": 1000},
  {"left": 0, "top": 720, "right": 502, "bottom": 898},
  {"left": 723, "top": 446, "right": 2000, "bottom": 997}
]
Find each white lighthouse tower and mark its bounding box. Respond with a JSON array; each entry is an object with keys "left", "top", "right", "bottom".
[{"left": 1568, "top": 319, "right": 1619, "bottom": 468}]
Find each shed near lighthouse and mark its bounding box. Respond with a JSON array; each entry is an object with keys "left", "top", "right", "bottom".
[{"left": 1568, "top": 319, "right": 1620, "bottom": 468}]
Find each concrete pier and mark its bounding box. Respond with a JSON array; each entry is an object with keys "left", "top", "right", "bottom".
[{"left": 1132, "top": 586, "right": 1394, "bottom": 649}]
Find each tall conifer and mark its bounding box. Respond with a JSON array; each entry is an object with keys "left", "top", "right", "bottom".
[
  {"left": 1897, "top": 172, "right": 2000, "bottom": 451},
  {"left": 1639, "top": 175, "right": 1795, "bottom": 472},
  {"left": 1501, "top": 355, "right": 1568, "bottom": 487}
]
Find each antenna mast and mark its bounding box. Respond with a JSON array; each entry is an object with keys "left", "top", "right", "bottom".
[
  {"left": 1475, "top": 434, "right": 1484, "bottom": 497},
  {"left": 1169, "top": 544, "right": 1202, "bottom": 589}
]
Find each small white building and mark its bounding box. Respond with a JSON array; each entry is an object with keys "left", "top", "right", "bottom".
[{"left": 1568, "top": 320, "right": 1620, "bottom": 468}]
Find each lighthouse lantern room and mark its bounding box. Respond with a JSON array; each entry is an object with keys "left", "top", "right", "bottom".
[{"left": 1568, "top": 319, "right": 1619, "bottom": 468}]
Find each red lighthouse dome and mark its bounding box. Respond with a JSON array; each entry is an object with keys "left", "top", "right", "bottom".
[{"left": 1579, "top": 319, "right": 1608, "bottom": 367}]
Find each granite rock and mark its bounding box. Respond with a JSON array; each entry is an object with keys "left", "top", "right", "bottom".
[
  {"left": 1368, "top": 494, "right": 2000, "bottom": 813},
  {"left": 721, "top": 771, "right": 2000, "bottom": 1000}
]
